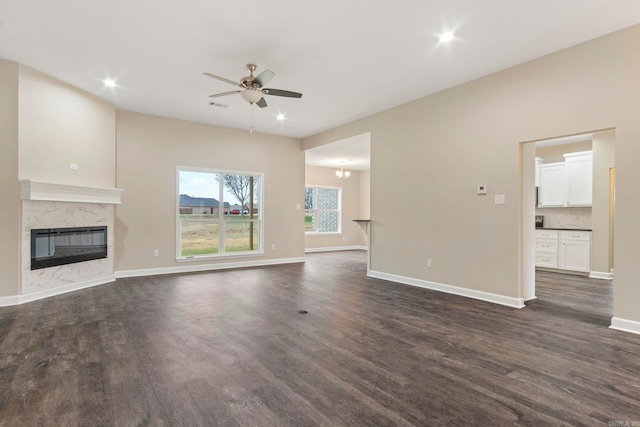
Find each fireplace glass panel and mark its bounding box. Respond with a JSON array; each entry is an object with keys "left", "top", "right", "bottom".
[{"left": 31, "top": 226, "right": 107, "bottom": 270}]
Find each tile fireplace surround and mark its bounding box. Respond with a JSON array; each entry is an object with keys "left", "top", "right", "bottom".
[{"left": 16, "top": 180, "right": 123, "bottom": 304}]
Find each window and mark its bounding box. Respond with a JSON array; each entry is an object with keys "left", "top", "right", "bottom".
[
  {"left": 305, "top": 186, "right": 341, "bottom": 234},
  {"left": 177, "top": 167, "right": 262, "bottom": 259}
]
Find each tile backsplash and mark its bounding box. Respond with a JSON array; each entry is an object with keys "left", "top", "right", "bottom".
[{"left": 535, "top": 207, "right": 592, "bottom": 229}]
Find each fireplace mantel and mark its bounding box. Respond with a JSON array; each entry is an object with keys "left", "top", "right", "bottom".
[{"left": 19, "top": 180, "right": 123, "bottom": 204}]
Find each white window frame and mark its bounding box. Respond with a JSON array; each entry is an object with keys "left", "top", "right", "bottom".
[
  {"left": 176, "top": 165, "right": 264, "bottom": 261},
  {"left": 304, "top": 185, "right": 342, "bottom": 235}
]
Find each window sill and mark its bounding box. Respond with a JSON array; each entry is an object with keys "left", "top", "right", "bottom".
[
  {"left": 305, "top": 232, "right": 342, "bottom": 236},
  {"left": 176, "top": 251, "right": 264, "bottom": 262}
]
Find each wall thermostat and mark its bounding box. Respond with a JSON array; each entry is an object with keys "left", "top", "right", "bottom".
[{"left": 477, "top": 184, "right": 487, "bottom": 195}]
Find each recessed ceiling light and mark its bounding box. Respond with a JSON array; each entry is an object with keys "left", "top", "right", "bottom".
[
  {"left": 276, "top": 114, "right": 285, "bottom": 121},
  {"left": 439, "top": 31, "right": 455, "bottom": 42},
  {"left": 103, "top": 79, "right": 118, "bottom": 88}
]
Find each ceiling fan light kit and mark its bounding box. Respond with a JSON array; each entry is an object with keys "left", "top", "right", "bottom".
[{"left": 240, "top": 89, "right": 263, "bottom": 104}]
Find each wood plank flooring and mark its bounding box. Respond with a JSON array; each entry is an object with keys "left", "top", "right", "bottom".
[{"left": 1, "top": 251, "right": 639, "bottom": 426}]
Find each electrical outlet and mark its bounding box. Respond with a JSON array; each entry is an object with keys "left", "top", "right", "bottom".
[
  {"left": 153, "top": 249, "right": 159, "bottom": 257},
  {"left": 427, "top": 259, "right": 432, "bottom": 268},
  {"left": 69, "top": 163, "right": 78, "bottom": 170},
  {"left": 272, "top": 244, "right": 276, "bottom": 250}
]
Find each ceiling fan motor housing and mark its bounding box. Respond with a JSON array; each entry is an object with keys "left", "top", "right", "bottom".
[
  {"left": 241, "top": 64, "right": 258, "bottom": 88},
  {"left": 241, "top": 76, "right": 254, "bottom": 87}
]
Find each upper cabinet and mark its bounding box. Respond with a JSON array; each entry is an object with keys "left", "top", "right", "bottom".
[
  {"left": 538, "top": 162, "right": 566, "bottom": 207},
  {"left": 537, "top": 151, "right": 592, "bottom": 208},
  {"left": 564, "top": 151, "right": 593, "bottom": 207}
]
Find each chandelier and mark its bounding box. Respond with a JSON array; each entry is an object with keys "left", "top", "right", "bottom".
[{"left": 336, "top": 166, "right": 351, "bottom": 179}]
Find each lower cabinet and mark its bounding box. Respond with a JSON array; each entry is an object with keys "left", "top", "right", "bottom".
[
  {"left": 535, "top": 229, "right": 591, "bottom": 273},
  {"left": 558, "top": 231, "right": 591, "bottom": 272},
  {"left": 535, "top": 229, "right": 558, "bottom": 268},
  {"left": 535, "top": 253, "right": 557, "bottom": 268}
]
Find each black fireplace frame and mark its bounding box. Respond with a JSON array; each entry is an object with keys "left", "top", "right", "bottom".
[{"left": 31, "top": 226, "right": 108, "bottom": 270}]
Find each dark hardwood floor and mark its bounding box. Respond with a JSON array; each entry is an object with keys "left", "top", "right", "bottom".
[{"left": 1, "top": 251, "right": 639, "bottom": 426}]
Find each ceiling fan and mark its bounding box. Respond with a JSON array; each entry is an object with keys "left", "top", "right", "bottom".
[{"left": 204, "top": 64, "right": 302, "bottom": 108}]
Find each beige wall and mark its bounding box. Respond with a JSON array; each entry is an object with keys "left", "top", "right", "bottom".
[
  {"left": 115, "top": 111, "right": 304, "bottom": 272},
  {"left": 304, "top": 165, "right": 365, "bottom": 250},
  {"left": 591, "top": 130, "right": 615, "bottom": 274},
  {"left": 18, "top": 65, "right": 116, "bottom": 187},
  {"left": 359, "top": 170, "right": 371, "bottom": 220},
  {"left": 303, "top": 25, "right": 640, "bottom": 323},
  {"left": 0, "top": 61, "right": 21, "bottom": 297}
]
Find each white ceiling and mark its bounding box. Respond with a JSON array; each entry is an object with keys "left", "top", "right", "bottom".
[
  {"left": 305, "top": 133, "right": 371, "bottom": 171},
  {"left": 2, "top": 0, "right": 640, "bottom": 144}
]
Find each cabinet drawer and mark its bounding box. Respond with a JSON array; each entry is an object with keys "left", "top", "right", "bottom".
[
  {"left": 535, "top": 254, "right": 558, "bottom": 268},
  {"left": 535, "top": 239, "right": 558, "bottom": 253},
  {"left": 559, "top": 231, "right": 591, "bottom": 241},
  {"left": 535, "top": 229, "right": 558, "bottom": 239}
]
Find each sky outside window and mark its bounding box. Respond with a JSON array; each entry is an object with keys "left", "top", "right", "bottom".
[{"left": 179, "top": 171, "right": 238, "bottom": 204}]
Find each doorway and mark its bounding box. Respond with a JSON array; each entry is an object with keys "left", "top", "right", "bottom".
[
  {"left": 521, "top": 130, "right": 615, "bottom": 305},
  {"left": 302, "top": 132, "right": 371, "bottom": 258}
]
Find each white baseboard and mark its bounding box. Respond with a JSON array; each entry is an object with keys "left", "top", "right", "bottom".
[
  {"left": 589, "top": 271, "right": 614, "bottom": 280},
  {"left": 0, "top": 257, "right": 306, "bottom": 306},
  {"left": 0, "top": 275, "right": 116, "bottom": 307},
  {"left": 305, "top": 246, "right": 367, "bottom": 253},
  {"left": 115, "top": 256, "right": 305, "bottom": 278},
  {"left": 0, "top": 295, "right": 19, "bottom": 306},
  {"left": 368, "top": 270, "right": 526, "bottom": 309},
  {"left": 610, "top": 317, "right": 640, "bottom": 335}
]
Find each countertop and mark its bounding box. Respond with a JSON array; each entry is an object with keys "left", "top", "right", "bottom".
[{"left": 536, "top": 227, "right": 592, "bottom": 232}]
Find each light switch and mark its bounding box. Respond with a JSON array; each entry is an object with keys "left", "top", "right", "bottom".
[{"left": 495, "top": 194, "right": 505, "bottom": 205}]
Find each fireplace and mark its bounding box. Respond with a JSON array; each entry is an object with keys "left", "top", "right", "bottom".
[
  {"left": 18, "top": 181, "right": 121, "bottom": 298},
  {"left": 31, "top": 226, "right": 108, "bottom": 270}
]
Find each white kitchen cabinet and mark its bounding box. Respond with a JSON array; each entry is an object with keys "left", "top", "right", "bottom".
[
  {"left": 535, "top": 238, "right": 558, "bottom": 253},
  {"left": 535, "top": 157, "right": 545, "bottom": 187},
  {"left": 535, "top": 229, "right": 559, "bottom": 240},
  {"left": 536, "top": 151, "right": 593, "bottom": 208},
  {"left": 535, "top": 229, "right": 559, "bottom": 268},
  {"left": 564, "top": 151, "right": 593, "bottom": 206},
  {"left": 558, "top": 230, "right": 591, "bottom": 272},
  {"left": 537, "top": 163, "right": 566, "bottom": 207},
  {"left": 535, "top": 229, "right": 591, "bottom": 273},
  {"left": 535, "top": 253, "right": 558, "bottom": 268}
]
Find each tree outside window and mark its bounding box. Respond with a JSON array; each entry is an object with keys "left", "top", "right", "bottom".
[{"left": 178, "top": 167, "right": 262, "bottom": 258}]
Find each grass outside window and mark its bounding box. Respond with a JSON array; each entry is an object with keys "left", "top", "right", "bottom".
[{"left": 180, "top": 214, "right": 260, "bottom": 256}]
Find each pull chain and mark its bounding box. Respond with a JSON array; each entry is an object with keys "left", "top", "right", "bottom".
[{"left": 250, "top": 103, "right": 254, "bottom": 133}]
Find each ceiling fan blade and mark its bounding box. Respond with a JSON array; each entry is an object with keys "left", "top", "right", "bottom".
[
  {"left": 254, "top": 70, "right": 275, "bottom": 87},
  {"left": 203, "top": 72, "right": 242, "bottom": 88},
  {"left": 209, "top": 90, "right": 242, "bottom": 98},
  {"left": 256, "top": 97, "right": 268, "bottom": 108},
  {"left": 263, "top": 88, "right": 302, "bottom": 98}
]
